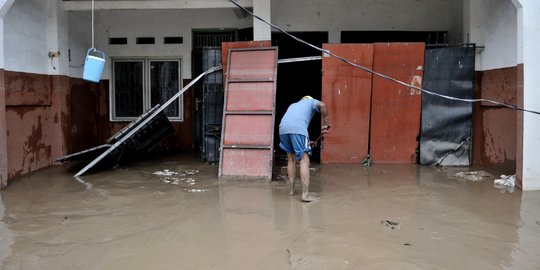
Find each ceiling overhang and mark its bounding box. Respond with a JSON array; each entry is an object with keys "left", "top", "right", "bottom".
[{"left": 62, "top": 0, "right": 253, "bottom": 11}]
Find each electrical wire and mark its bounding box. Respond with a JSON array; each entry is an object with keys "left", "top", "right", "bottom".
[{"left": 230, "top": 0, "right": 540, "bottom": 115}]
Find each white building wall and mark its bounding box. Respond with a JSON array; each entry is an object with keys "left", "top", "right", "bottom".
[
  {"left": 464, "top": 0, "right": 518, "bottom": 71},
  {"left": 520, "top": 0, "right": 540, "bottom": 190},
  {"left": 81, "top": 8, "right": 252, "bottom": 80},
  {"left": 65, "top": 0, "right": 463, "bottom": 80},
  {"left": 3, "top": 0, "right": 465, "bottom": 78},
  {"left": 67, "top": 11, "right": 94, "bottom": 79},
  {"left": 47, "top": 0, "right": 69, "bottom": 75},
  {"left": 4, "top": 0, "right": 51, "bottom": 74},
  {"left": 272, "top": 0, "right": 463, "bottom": 44}
]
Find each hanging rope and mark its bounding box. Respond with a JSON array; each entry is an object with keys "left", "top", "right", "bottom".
[
  {"left": 230, "top": 0, "right": 540, "bottom": 115},
  {"left": 91, "top": 0, "right": 95, "bottom": 50}
]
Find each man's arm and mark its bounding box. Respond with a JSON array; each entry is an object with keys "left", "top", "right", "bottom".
[{"left": 317, "top": 102, "right": 330, "bottom": 131}]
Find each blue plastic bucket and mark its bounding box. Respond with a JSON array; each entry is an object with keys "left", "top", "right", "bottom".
[{"left": 83, "top": 48, "right": 106, "bottom": 83}]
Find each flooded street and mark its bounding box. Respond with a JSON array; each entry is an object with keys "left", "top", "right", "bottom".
[{"left": 1, "top": 154, "right": 540, "bottom": 269}]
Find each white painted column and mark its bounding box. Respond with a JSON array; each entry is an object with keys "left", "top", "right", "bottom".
[
  {"left": 462, "top": 0, "right": 486, "bottom": 69},
  {"left": 253, "top": 0, "right": 271, "bottom": 41},
  {"left": 519, "top": 0, "right": 540, "bottom": 190},
  {"left": 0, "top": 0, "right": 15, "bottom": 188},
  {"left": 47, "top": 0, "right": 69, "bottom": 76}
]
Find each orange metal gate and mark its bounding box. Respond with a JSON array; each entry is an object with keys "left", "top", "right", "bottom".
[
  {"left": 321, "top": 44, "right": 374, "bottom": 163},
  {"left": 370, "top": 43, "right": 424, "bottom": 163},
  {"left": 321, "top": 43, "right": 424, "bottom": 164},
  {"left": 219, "top": 47, "right": 278, "bottom": 180}
]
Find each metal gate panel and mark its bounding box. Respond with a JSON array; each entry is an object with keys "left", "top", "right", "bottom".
[
  {"left": 321, "top": 44, "right": 373, "bottom": 163},
  {"left": 223, "top": 115, "right": 273, "bottom": 145},
  {"left": 219, "top": 47, "right": 278, "bottom": 180},
  {"left": 221, "top": 41, "right": 272, "bottom": 84},
  {"left": 370, "top": 43, "right": 425, "bottom": 163},
  {"left": 226, "top": 82, "right": 275, "bottom": 111},
  {"left": 221, "top": 149, "right": 273, "bottom": 178},
  {"left": 228, "top": 50, "right": 277, "bottom": 80}
]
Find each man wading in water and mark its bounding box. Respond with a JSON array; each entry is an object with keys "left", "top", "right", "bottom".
[{"left": 278, "top": 96, "right": 330, "bottom": 202}]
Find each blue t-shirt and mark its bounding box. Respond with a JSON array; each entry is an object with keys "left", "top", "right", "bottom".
[{"left": 279, "top": 99, "right": 320, "bottom": 137}]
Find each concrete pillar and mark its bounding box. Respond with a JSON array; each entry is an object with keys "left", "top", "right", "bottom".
[
  {"left": 517, "top": 0, "right": 540, "bottom": 190},
  {"left": 0, "top": 0, "right": 15, "bottom": 188},
  {"left": 253, "top": 0, "right": 271, "bottom": 41}
]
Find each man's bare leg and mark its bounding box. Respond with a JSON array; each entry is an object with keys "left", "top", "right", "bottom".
[
  {"left": 287, "top": 152, "right": 297, "bottom": 196},
  {"left": 300, "top": 153, "right": 315, "bottom": 202}
]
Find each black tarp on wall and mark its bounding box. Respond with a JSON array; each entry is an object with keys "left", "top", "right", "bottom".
[{"left": 420, "top": 46, "right": 476, "bottom": 166}]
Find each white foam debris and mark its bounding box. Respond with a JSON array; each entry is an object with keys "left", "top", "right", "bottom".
[
  {"left": 493, "top": 174, "right": 516, "bottom": 193},
  {"left": 183, "top": 169, "right": 199, "bottom": 175},
  {"left": 494, "top": 174, "right": 516, "bottom": 188},
  {"left": 185, "top": 188, "right": 208, "bottom": 193},
  {"left": 184, "top": 178, "right": 196, "bottom": 185},
  {"left": 160, "top": 177, "right": 197, "bottom": 186},
  {"left": 153, "top": 169, "right": 178, "bottom": 176}
]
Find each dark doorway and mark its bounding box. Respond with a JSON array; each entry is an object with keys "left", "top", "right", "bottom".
[
  {"left": 341, "top": 31, "right": 448, "bottom": 44},
  {"left": 237, "top": 27, "right": 254, "bottom": 41},
  {"left": 272, "top": 31, "right": 328, "bottom": 162}
]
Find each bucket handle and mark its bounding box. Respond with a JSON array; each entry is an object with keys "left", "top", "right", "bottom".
[{"left": 87, "top": 48, "right": 105, "bottom": 59}]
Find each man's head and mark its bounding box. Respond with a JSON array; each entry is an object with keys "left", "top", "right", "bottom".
[{"left": 301, "top": 95, "right": 314, "bottom": 100}]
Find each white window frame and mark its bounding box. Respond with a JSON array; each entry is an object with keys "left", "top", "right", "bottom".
[{"left": 110, "top": 57, "right": 183, "bottom": 122}]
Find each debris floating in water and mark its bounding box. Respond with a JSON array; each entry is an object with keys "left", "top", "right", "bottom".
[
  {"left": 183, "top": 169, "right": 199, "bottom": 175},
  {"left": 454, "top": 171, "right": 492, "bottom": 182},
  {"left": 153, "top": 169, "right": 178, "bottom": 176},
  {"left": 381, "top": 219, "right": 400, "bottom": 230},
  {"left": 185, "top": 188, "right": 208, "bottom": 193},
  {"left": 160, "top": 177, "right": 197, "bottom": 186},
  {"left": 494, "top": 174, "right": 516, "bottom": 193},
  {"left": 161, "top": 177, "right": 179, "bottom": 184},
  {"left": 154, "top": 169, "right": 200, "bottom": 186}
]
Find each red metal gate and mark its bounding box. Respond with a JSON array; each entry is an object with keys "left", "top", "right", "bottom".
[
  {"left": 370, "top": 43, "right": 424, "bottom": 163},
  {"left": 321, "top": 44, "right": 374, "bottom": 163},
  {"left": 221, "top": 41, "right": 272, "bottom": 85},
  {"left": 219, "top": 47, "right": 278, "bottom": 180},
  {"left": 321, "top": 43, "right": 425, "bottom": 164}
]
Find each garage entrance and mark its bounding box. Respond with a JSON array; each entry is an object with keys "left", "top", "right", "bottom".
[{"left": 272, "top": 32, "right": 328, "bottom": 162}]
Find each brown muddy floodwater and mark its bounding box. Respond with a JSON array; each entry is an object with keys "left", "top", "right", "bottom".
[{"left": 1, "top": 154, "right": 540, "bottom": 269}]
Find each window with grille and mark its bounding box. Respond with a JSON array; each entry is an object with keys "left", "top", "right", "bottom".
[{"left": 112, "top": 58, "right": 183, "bottom": 121}]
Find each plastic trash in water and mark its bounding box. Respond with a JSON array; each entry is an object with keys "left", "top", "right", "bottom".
[
  {"left": 185, "top": 188, "right": 208, "bottom": 193},
  {"left": 381, "top": 219, "right": 400, "bottom": 230},
  {"left": 153, "top": 169, "right": 178, "bottom": 176},
  {"left": 454, "top": 171, "right": 492, "bottom": 182},
  {"left": 183, "top": 169, "right": 199, "bottom": 175},
  {"left": 494, "top": 174, "right": 516, "bottom": 193},
  {"left": 494, "top": 174, "right": 515, "bottom": 187}
]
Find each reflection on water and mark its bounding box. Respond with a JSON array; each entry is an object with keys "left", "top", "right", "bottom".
[
  {"left": 0, "top": 156, "right": 539, "bottom": 269},
  {"left": 0, "top": 194, "right": 14, "bottom": 266}
]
